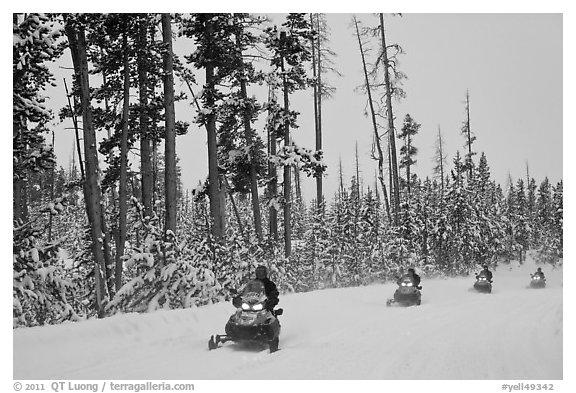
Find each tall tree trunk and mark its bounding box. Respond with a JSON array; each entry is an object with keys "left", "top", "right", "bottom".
[
  {"left": 353, "top": 16, "right": 391, "bottom": 224},
  {"left": 235, "top": 33, "right": 263, "bottom": 243},
  {"left": 464, "top": 89, "right": 473, "bottom": 179},
  {"left": 138, "top": 18, "right": 153, "bottom": 219},
  {"left": 161, "top": 13, "right": 178, "bottom": 236},
  {"left": 379, "top": 14, "right": 400, "bottom": 225},
  {"left": 13, "top": 173, "right": 28, "bottom": 223},
  {"left": 294, "top": 164, "right": 302, "bottom": 205},
  {"left": 224, "top": 176, "right": 247, "bottom": 242},
  {"left": 152, "top": 136, "right": 158, "bottom": 205},
  {"left": 281, "top": 56, "right": 292, "bottom": 258},
  {"left": 437, "top": 125, "right": 445, "bottom": 193},
  {"left": 310, "top": 13, "right": 323, "bottom": 212},
  {"left": 267, "top": 86, "right": 278, "bottom": 242},
  {"left": 406, "top": 134, "right": 412, "bottom": 195},
  {"left": 338, "top": 157, "right": 345, "bottom": 202},
  {"left": 99, "top": 49, "right": 117, "bottom": 212},
  {"left": 48, "top": 131, "right": 55, "bottom": 241},
  {"left": 65, "top": 17, "right": 109, "bottom": 317},
  {"left": 63, "top": 78, "right": 85, "bottom": 179},
  {"left": 202, "top": 15, "right": 225, "bottom": 240},
  {"left": 316, "top": 15, "right": 324, "bottom": 211},
  {"left": 13, "top": 121, "right": 28, "bottom": 223},
  {"left": 116, "top": 29, "right": 130, "bottom": 292},
  {"left": 355, "top": 142, "right": 361, "bottom": 198}
]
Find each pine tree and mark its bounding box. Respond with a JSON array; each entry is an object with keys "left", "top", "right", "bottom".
[
  {"left": 230, "top": 14, "right": 266, "bottom": 242},
  {"left": 378, "top": 14, "right": 404, "bottom": 225},
  {"left": 526, "top": 176, "right": 538, "bottom": 246},
  {"left": 514, "top": 179, "right": 530, "bottom": 262},
  {"left": 161, "top": 13, "right": 178, "bottom": 237},
  {"left": 352, "top": 15, "right": 391, "bottom": 224},
  {"left": 310, "top": 13, "right": 339, "bottom": 212},
  {"left": 265, "top": 14, "right": 315, "bottom": 258},
  {"left": 461, "top": 89, "right": 476, "bottom": 179},
  {"left": 551, "top": 180, "right": 563, "bottom": 260},
  {"left": 13, "top": 13, "right": 61, "bottom": 223},
  {"left": 443, "top": 152, "right": 480, "bottom": 272},
  {"left": 433, "top": 126, "right": 448, "bottom": 194},
  {"left": 64, "top": 13, "right": 112, "bottom": 317},
  {"left": 398, "top": 113, "right": 420, "bottom": 195}
]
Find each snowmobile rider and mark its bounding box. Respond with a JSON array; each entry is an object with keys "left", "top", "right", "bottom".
[
  {"left": 533, "top": 267, "right": 545, "bottom": 280},
  {"left": 233, "top": 265, "right": 279, "bottom": 313},
  {"left": 478, "top": 265, "right": 493, "bottom": 282},
  {"left": 255, "top": 265, "right": 279, "bottom": 312},
  {"left": 398, "top": 268, "right": 421, "bottom": 289}
]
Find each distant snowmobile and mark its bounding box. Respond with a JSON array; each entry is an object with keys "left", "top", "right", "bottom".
[
  {"left": 529, "top": 274, "right": 546, "bottom": 289},
  {"left": 473, "top": 273, "right": 492, "bottom": 293},
  {"left": 386, "top": 275, "right": 422, "bottom": 306},
  {"left": 208, "top": 280, "right": 283, "bottom": 353}
]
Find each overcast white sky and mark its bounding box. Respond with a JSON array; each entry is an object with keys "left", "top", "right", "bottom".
[
  {"left": 170, "top": 13, "right": 563, "bottom": 201},
  {"left": 11, "top": 10, "right": 565, "bottom": 203}
]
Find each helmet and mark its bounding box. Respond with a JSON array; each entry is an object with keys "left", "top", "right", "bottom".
[
  {"left": 408, "top": 268, "right": 415, "bottom": 274},
  {"left": 537, "top": 267, "right": 542, "bottom": 272},
  {"left": 483, "top": 265, "right": 488, "bottom": 270},
  {"left": 255, "top": 265, "right": 268, "bottom": 279}
]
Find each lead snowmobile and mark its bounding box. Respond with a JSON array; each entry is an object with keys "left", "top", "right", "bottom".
[
  {"left": 386, "top": 275, "right": 422, "bottom": 306},
  {"left": 529, "top": 274, "right": 546, "bottom": 289},
  {"left": 208, "top": 280, "right": 283, "bottom": 353},
  {"left": 473, "top": 273, "right": 492, "bottom": 293}
]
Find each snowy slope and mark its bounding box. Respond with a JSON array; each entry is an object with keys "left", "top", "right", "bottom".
[{"left": 13, "top": 258, "right": 563, "bottom": 380}]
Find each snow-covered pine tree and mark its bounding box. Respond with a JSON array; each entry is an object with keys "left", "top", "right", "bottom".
[
  {"left": 182, "top": 13, "right": 239, "bottom": 241},
  {"left": 551, "top": 181, "right": 563, "bottom": 261},
  {"left": 264, "top": 13, "right": 315, "bottom": 258},
  {"left": 65, "top": 13, "right": 113, "bottom": 317},
  {"left": 513, "top": 179, "right": 531, "bottom": 262},
  {"left": 358, "top": 186, "right": 384, "bottom": 283},
  {"left": 443, "top": 152, "right": 480, "bottom": 273},
  {"left": 309, "top": 13, "right": 340, "bottom": 212},
  {"left": 13, "top": 199, "right": 81, "bottom": 327},
  {"left": 537, "top": 180, "right": 563, "bottom": 266},
  {"left": 398, "top": 113, "right": 420, "bottom": 195},
  {"left": 461, "top": 89, "right": 476, "bottom": 179},
  {"left": 470, "top": 153, "right": 504, "bottom": 266},
  {"left": 13, "top": 13, "right": 61, "bottom": 223},
  {"left": 526, "top": 177, "right": 538, "bottom": 247}
]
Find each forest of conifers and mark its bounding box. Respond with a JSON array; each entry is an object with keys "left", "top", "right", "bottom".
[{"left": 13, "top": 13, "right": 562, "bottom": 327}]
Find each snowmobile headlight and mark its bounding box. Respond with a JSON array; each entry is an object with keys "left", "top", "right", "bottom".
[
  {"left": 241, "top": 303, "right": 250, "bottom": 310},
  {"left": 533, "top": 276, "right": 540, "bottom": 280},
  {"left": 401, "top": 282, "right": 413, "bottom": 287},
  {"left": 252, "top": 304, "right": 263, "bottom": 311}
]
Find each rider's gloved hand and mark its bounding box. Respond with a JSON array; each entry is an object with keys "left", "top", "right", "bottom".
[{"left": 264, "top": 299, "right": 274, "bottom": 312}]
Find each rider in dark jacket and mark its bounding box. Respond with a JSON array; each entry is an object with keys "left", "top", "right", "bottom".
[
  {"left": 255, "top": 265, "right": 279, "bottom": 311},
  {"left": 233, "top": 265, "right": 279, "bottom": 312},
  {"left": 478, "top": 265, "right": 493, "bottom": 282},
  {"left": 533, "top": 267, "right": 546, "bottom": 280},
  {"left": 397, "top": 268, "right": 421, "bottom": 288}
]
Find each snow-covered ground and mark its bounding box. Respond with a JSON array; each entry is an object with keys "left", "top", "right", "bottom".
[{"left": 13, "top": 258, "right": 564, "bottom": 383}]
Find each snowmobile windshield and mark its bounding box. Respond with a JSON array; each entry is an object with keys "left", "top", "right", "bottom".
[
  {"left": 242, "top": 280, "right": 265, "bottom": 296},
  {"left": 400, "top": 275, "right": 414, "bottom": 285}
]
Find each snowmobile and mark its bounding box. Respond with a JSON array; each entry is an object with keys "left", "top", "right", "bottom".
[
  {"left": 208, "top": 280, "right": 283, "bottom": 353},
  {"left": 386, "top": 275, "right": 422, "bottom": 306},
  {"left": 529, "top": 274, "right": 546, "bottom": 289},
  {"left": 473, "top": 273, "right": 492, "bottom": 293}
]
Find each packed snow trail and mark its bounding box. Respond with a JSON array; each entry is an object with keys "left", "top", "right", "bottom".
[{"left": 13, "top": 258, "right": 562, "bottom": 380}]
